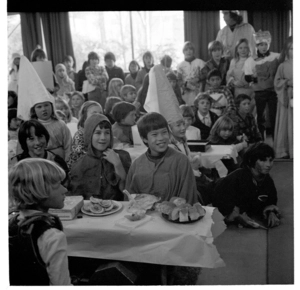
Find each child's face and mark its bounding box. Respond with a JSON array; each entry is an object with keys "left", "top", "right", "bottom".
[
  {"left": 26, "top": 126, "right": 47, "bottom": 157},
  {"left": 211, "top": 49, "right": 222, "bottom": 62},
  {"left": 8, "top": 96, "right": 14, "bottom": 107},
  {"left": 64, "top": 60, "right": 73, "bottom": 70},
  {"left": 183, "top": 116, "right": 193, "bottom": 128},
  {"left": 129, "top": 63, "right": 138, "bottom": 73},
  {"left": 239, "top": 99, "right": 251, "bottom": 114},
  {"left": 197, "top": 99, "right": 211, "bottom": 115},
  {"left": 90, "top": 58, "right": 99, "bottom": 67},
  {"left": 41, "top": 182, "right": 67, "bottom": 210},
  {"left": 143, "top": 127, "right": 170, "bottom": 156},
  {"left": 57, "top": 67, "right": 66, "bottom": 78},
  {"left": 219, "top": 128, "right": 233, "bottom": 140},
  {"left": 121, "top": 110, "right": 136, "bottom": 126},
  {"left": 183, "top": 47, "right": 194, "bottom": 59},
  {"left": 116, "top": 82, "right": 123, "bottom": 93},
  {"left": 257, "top": 42, "right": 269, "bottom": 54},
  {"left": 237, "top": 42, "right": 249, "bottom": 58},
  {"left": 71, "top": 95, "right": 84, "bottom": 108},
  {"left": 92, "top": 125, "right": 111, "bottom": 152},
  {"left": 56, "top": 111, "right": 67, "bottom": 123},
  {"left": 105, "top": 59, "right": 115, "bottom": 69},
  {"left": 35, "top": 102, "right": 52, "bottom": 121},
  {"left": 13, "top": 57, "right": 20, "bottom": 66},
  {"left": 87, "top": 105, "right": 102, "bottom": 119},
  {"left": 208, "top": 76, "right": 222, "bottom": 89},
  {"left": 144, "top": 56, "right": 153, "bottom": 68},
  {"left": 168, "top": 79, "right": 177, "bottom": 89},
  {"left": 254, "top": 157, "right": 274, "bottom": 175},
  {"left": 9, "top": 117, "right": 22, "bottom": 130},
  {"left": 124, "top": 91, "right": 137, "bottom": 103},
  {"left": 170, "top": 119, "right": 186, "bottom": 139}
]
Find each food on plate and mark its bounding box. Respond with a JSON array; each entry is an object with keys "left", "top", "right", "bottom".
[
  {"left": 89, "top": 203, "right": 105, "bottom": 214},
  {"left": 170, "top": 197, "right": 186, "bottom": 207},
  {"left": 188, "top": 206, "right": 201, "bottom": 221},
  {"left": 82, "top": 197, "right": 115, "bottom": 214},
  {"left": 159, "top": 201, "right": 176, "bottom": 215},
  {"left": 194, "top": 202, "right": 206, "bottom": 216},
  {"left": 179, "top": 207, "right": 189, "bottom": 222},
  {"left": 125, "top": 210, "right": 146, "bottom": 221},
  {"left": 90, "top": 196, "right": 102, "bottom": 204},
  {"left": 100, "top": 200, "right": 114, "bottom": 211}
]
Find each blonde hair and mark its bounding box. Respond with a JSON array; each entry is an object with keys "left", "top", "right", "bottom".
[
  {"left": 108, "top": 78, "right": 124, "bottom": 97},
  {"left": 9, "top": 158, "right": 66, "bottom": 210},
  {"left": 55, "top": 97, "right": 73, "bottom": 123},
  {"left": 208, "top": 115, "right": 236, "bottom": 143},
  {"left": 234, "top": 38, "right": 251, "bottom": 60}
]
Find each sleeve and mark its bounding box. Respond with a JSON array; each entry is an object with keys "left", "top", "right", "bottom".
[
  {"left": 85, "top": 66, "right": 98, "bottom": 86},
  {"left": 274, "top": 64, "right": 288, "bottom": 106},
  {"left": 118, "top": 150, "right": 132, "bottom": 174},
  {"left": 223, "top": 87, "right": 236, "bottom": 112},
  {"left": 125, "top": 159, "right": 138, "bottom": 194},
  {"left": 37, "top": 229, "right": 72, "bottom": 285},
  {"left": 244, "top": 57, "right": 256, "bottom": 76},
  {"left": 66, "top": 130, "right": 85, "bottom": 170},
  {"left": 61, "top": 122, "right": 72, "bottom": 161}
]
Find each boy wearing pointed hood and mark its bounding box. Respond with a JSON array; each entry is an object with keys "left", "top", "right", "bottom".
[{"left": 69, "top": 114, "right": 131, "bottom": 200}]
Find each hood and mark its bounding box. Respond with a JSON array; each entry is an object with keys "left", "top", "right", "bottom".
[{"left": 84, "top": 114, "right": 114, "bottom": 156}]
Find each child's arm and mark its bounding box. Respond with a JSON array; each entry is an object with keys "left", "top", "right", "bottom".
[{"left": 37, "top": 229, "right": 72, "bottom": 285}]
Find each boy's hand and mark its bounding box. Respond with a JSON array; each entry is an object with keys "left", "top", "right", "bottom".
[
  {"left": 267, "top": 212, "right": 280, "bottom": 228},
  {"left": 103, "top": 148, "right": 121, "bottom": 167}
]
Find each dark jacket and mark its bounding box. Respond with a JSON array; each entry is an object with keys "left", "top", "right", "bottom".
[
  {"left": 192, "top": 110, "right": 219, "bottom": 140},
  {"left": 106, "top": 65, "right": 125, "bottom": 85}
]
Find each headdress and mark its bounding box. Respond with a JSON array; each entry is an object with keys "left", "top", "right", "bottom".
[{"left": 254, "top": 30, "right": 272, "bottom": 45}]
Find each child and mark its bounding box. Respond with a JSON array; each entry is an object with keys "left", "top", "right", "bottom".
[
  {"left": 8, "top": 53, "right": 20, "bottom": 93},
  {"left": 104, "top": 96, "right": 122, "bottom": 124},
  {"left": 31, "top": 45, "right": 47, "bottom": 62},
  {"left": 104, "top": 52, "right": 125, "bottom": 84},
  {"left": 8, "top": 108, "right": 22, "bottom": 141},
  {"left": 67, "top": 101, "right": 103, "bottom": 170},
  {"left": 136, "top": 51, "right": 154, "bottom": 90},
  {"left": 179, "top": 105, "right": 201, "bottom": 140},
  {"left": 55, "top": 63, "right": 75, "bottom": 97},
  {"left": 55, "top": 110, "right": 67, "bottom": 123},
  {"left": 125, "top": 112, "right": 200, "bottom": 204},
  {"left": 8, "top": 90, "right": 18, "bottom": 109},
  {"left": 29, "top": 101, "right": 72, "bottom": 161},
  {"left": 199, "top": 40, "right": 230, "bottom": 91},
  {"left": 108, "top": 77, "right": 124, "bottom": 98},
  {"left": 125, "top": 60, "right": 140, "bottom": 89},
  {"left": 177, "top": 41, "right": 206, "bottom": 106},
  {"left": 166, "top": 71, "right": 186, "bottom": 105},
  {"left": 9, "top": 158, "right": 71, "bottom": 285},
  {"left": 70, "top": 114, "right": 131, "bottom": 200},
  {"left": 160, "top": 54, "right": 173, "bottom": 74},
  {"left": 244, "top": 30, "right": 280, "bottom": 140},
  {"left": 63, "top": 55, "right": 76, "bottom": 82},
  {"left": 111, "top": 102, "right": 136, "bottom": 146},
  {"left": 55, "top": 97, "right": 78, "bottom": 123},
  {"left": 273, "top": 36, "right": 293, "bottom": 158},
  {"left": 192, "top": 93, "right": 219, "bottom": 140},
  {"left": 69, "top": 91, "right": 85, "bottom": 119},
  {"left": 120, "top": 84, "right": 137, "bottom": 103},
  {"left": 228, "top": 94, "right": 262, "bottom": 144},
  {"left": 205, "top": 68, "right": 236, "bottom": 116}
]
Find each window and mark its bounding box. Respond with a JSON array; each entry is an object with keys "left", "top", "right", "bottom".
[{"left": 69, "top": 11, "right": 184, "bottom": 72}]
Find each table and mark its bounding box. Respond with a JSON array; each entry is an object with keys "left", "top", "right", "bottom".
[{"left": 63, "top": 202, "right": 226, "bottom": 269}]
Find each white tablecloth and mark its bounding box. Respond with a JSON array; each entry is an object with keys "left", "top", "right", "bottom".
[{"left": 63, "top": 202, "right": 226, "bottom": 268}]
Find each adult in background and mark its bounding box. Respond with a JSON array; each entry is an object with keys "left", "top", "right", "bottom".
[
  {"left": 216, "top": 10, "right": 256, "bottom": 60},
  {"left": 212, "top": 143, "right": 280, "bottom": 229},
  {"left": 104, "top": 52, "right": 125, "bottom": 85}
]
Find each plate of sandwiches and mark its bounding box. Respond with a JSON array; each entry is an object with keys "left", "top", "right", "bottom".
[
  {"left": 158, "top": 197, "right": 206, "bottom": 224},
  {"left": 81, "top": 197, "right": 123, "bottom": 217}
]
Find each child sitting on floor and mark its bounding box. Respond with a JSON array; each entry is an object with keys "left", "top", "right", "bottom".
[
  {"left": 179, "top": 105, "right": 201, "bottom": 140},
  {"left": 108, "top": 78, "right": 124, "bottom": 98},
  {"left": 9, "top": 158, "right": 71, "bottom": 285},
  {"left": 69, "top": 91, "right": 85, "bottom": 119},
  {"left": 204, "top": 69, "right": 235, "bottom": 116},
  {"left": 112, "top": 101, "right": 136, "bottom": 146},
  {"left": 104, "top": 96, "right": 122, "bottom": 124},
  {"left": 125, "top": 112, "right": 200, "bottom": 204},
  {"left": 70, "top": 114, "right": 131, "bottom": 200},
  {"left": 120, "top": 84, "right": 137, "bottom": 103},
  {"left": 192, "top": 93, "right": 219, "bottom": 140}
]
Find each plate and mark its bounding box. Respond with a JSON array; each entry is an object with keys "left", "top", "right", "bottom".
[
  {"left": 161, "top": 209, "right": 206, "bottom": 224},
  {"left": 81, "top": 201, "right": 123, "bottom": 217}
]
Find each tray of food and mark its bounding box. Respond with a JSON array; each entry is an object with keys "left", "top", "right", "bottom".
[{"left": 81, "top": 197, "right": 123, "bottom": 217}]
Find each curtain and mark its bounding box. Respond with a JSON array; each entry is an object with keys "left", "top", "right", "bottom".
[
  {"left": 247, "top": 10, "right": 291, "bottom": 53},
  {"left": 20, "top": 13, "right": 43, "bottom": 60},
  {"left": 184, "top": 11, "right": 220, "bottom": 61},
  {"left": 40, "top": 12, "right": 75, "bottom": 70}
]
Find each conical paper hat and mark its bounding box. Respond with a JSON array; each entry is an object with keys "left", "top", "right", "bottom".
[
  {"left": 17, "top": 56, "right": 54, "bottom": 120},
  {"left": 144, "top": 64, "right": 182, "bottom": 124}
]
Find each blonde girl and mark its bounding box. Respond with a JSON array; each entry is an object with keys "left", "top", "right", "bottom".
[
  {"left": 108, "top": 78, "right": 124, "bottom": 97},
  {"left": 69, "top": 91, "right": 85, "bottom": 119},
  {"left": 55, "top": 97, "right": 78, "bottom": 123}
]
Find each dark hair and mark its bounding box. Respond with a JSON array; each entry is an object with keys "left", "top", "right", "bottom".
[
  {"left": 142, "top": 51, "right": 154, "bottom": 67},
  {"left": 235, "top": 94, "right": 251, "bottom": 107},
  {"left": 8, "top": 108, "right": 17, "bottom": 128},
  {"left": 104, "top": 96, "right": 122, "bottom": 114},
  {"left": 194, "top": 93, "right": 212, "bottom": 107},
  {"left": 208, "top": 115, "right": 236, "bottom": 143},
  {"left": 18, "top": 120, "right": 50, "bottom": 152},
  {"left": 63, "top": 55, "right": 76, "bottom": 69},
  {"left": 160, "top": 55, "right": 172, "bottom": 68},
  {"left": 137, "top": 112, "right": 169, "bottom": 142},
  {"left": 229, "top": 11, "right": 243, "bottom": 25},
  {"left": 128, "top": 60, "right": 140, "bottom": 72},
  {"left": 88, "top": 52, "right": 100, "bottom": 62},
  {"left": 31, "top": 46, "right": 47, "bottom": 62},
  {"left": 208, "top": 40, "right": 224, "bottom": 57},
  {"left": 207, "top": 68, "right": 222, "bottom": 81},
  {"left": 29, "top": 102, "right": 58, "bottom": 120},
  {"left": 241, "top": 143, "right": 275, "bottom": 169},
  {"left": 112, "top": 101, "right": 136, "bottom": 123},
  {"left": 278, "top": 36, "right": 293, "bottom": 64},
  {"left": 104, "top": 52, "right": 116, "bottom": 62},
  {"left": 8, "top": 91, "right": 18, "bottom": 108},
  {"left": 179, "top": 105, "right": 195, "bottom": 123}
]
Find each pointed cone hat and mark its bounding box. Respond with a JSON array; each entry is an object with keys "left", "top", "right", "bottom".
[
  {"left": 17, "top": 56, "right": 54, "bottom": 120},
  {"left": 144, "top": 64, "right": 182, "bottom": 124}
]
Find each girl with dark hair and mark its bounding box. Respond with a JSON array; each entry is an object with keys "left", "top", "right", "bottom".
[{"left": 212, "top": 143, "right": 280, "bottom": 228}]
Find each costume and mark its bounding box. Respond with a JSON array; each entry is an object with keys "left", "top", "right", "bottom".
[
  {"left": 216, "top": 22, "right": 256, "bottom": 59},
  {"left": 105, "top": 65, "right": 125, "bottom": 84},
  {"left": 9, "top": 210, "right": 71, "bottom": 285},
  {"left": 273, "top": 59, "right": 293, "bottom": 158},
  {"left": 186, "top": 125, "right": 201, "bottom": 140},
  {"left": 55, "top": 64, "right": 75, "bottom": 97},
  {"left": 125, "top": 147, "right": 199, "bottom": 205},
  {"left": 67, "top": 127, "right": 85, "bottom": 170},
  {"left": 199, "top": 57, "right": 230, "bottom": 91},
  {"left": 212, "top": 168, "right": 277, "bottom": 217},
  {"left": 205, "top": 86, "right": 236, "bottom": 116},
  {"left": 112, "top": 122, "right": 133, "bottom": 145},
  {"left": 193, "top": 110, "right": 219, "bottom": 140},
  {"left": 70, "top": 114, "right": 131, "bottom": 200},
  {"left": 177, "top": 58, "right": 206, "bottom": 105}
]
